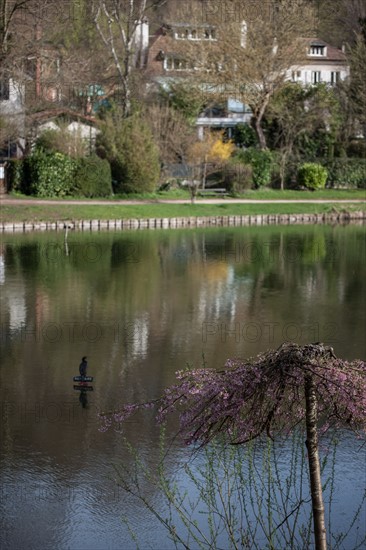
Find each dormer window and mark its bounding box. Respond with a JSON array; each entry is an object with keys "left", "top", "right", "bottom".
[
  {"left": 309, "top": 44, "right": 327, "bottom": 56},
  {"left": 173, "top": 25, "right": 216, "bottom": 41},
  {"left": 204, "top": 28, "right": 216, "bottom": 40}
]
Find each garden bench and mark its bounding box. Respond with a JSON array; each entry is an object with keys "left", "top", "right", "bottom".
[{"left": 198, "top": 188, "right": 229, "bottom": 197}]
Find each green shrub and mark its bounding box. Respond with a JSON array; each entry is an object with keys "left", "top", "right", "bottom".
[
  {"left": 319, "top": 158, "right": 366, "bottom": 188},
  {"left": 35, "top": 127, "right": 89, "bottom": 157},
  {"left": 73, "top": 155, "right": 112, "bottom": 197},
  {"left": 297, "top": 162, "right": 328, "bottom": 190},
  {"left": 346, "top": 140, "right": 366, "bottom": 159},
  {"left": 235, "top": 148, "right": 273, "bottom": 188},
  {"left": 35, "top": 129, "right": 65, "bottom": 154},
  {"left": 24, "top": 150, "right": 75, "bottom": 197},
  {"left": 96, "top": 111, "right": 160, "bottom": 194},
  {"left": 232, "top": 124, "right": 258, "bottom": 148},
  {"left": 6, "top": 159, "right": 23, "bottom": 192},
  {"left": 224, "top": 159, "right": 253, "bottom": 193}
]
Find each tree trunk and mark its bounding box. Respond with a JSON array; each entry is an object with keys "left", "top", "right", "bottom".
[
  {"left": 280, "top": 152, "right": 286, "bottom": 191},
  {"left": 202, "top": 157, "right": 207, "bottom": 189},
  {"left": 251, "top": 93, "right": 271, "bottom": 150},
  {"left": 253, "top": 115, "right": 267, "bottom": 150},
  {"left": 304, "top": 373, "right": 327, "bottom": 550}
]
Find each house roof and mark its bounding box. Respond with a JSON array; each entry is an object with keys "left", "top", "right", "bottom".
[
  {"left": 29, "top": 108, "right": 97, "bottom": 126},
  {"left": 147, "top": 27, "right": 349, "bottom": 78},
  {"left": 303, "top": 38, "right": 347, "bottom": 63},
  {"left": 146, "top": 24, "right": 219, "bottom": 77}
]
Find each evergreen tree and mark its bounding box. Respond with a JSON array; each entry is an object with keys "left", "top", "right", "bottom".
[{"left": 97, "top": 107, "right": 160, "bottom": 193}]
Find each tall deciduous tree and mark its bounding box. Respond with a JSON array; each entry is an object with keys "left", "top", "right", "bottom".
[
  {"left": 267, "top": 83, "right": 342, "bottom": 188},
  {"left": 348, "top": 32, "right": 366, "bottom": 136},
  {"left": 0, "top": 1, "right": 99, "bottom": 152},
  {"left": 100, "top": 342, "right": 366, "bottom": 550},
  {"left": 0, "top": 0, "right": 34, "bottom": 54},
  {"left": 316, "top": 0, "right": 366, "bottom": 45},
  {"left": 145, "top": 102, "right": 195, "bottom": 166},
  {"left": 202, "top": 0, "right": 315, "bottom": 149},
  {"left": 92, "top": 0, "right": 165, "bottom": 117},
  {"left": 0, "top": 113, "right": 16, "bottom": 149}
]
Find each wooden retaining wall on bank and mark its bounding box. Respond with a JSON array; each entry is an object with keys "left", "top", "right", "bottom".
[{"left": 1, "top": 212, "right": 365, "bottom": 232}]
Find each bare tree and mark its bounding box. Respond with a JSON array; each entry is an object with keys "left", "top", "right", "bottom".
[
  {"left": 200, "top": 0, "right": 315, "bottom": 149},
  {"left": 92, "top": 0, "right": 166, "bottom": 117},
  {"left": 267, "top": 83, "right": 342, "bottom": 189},
  {"left": 316, "top": 0, "right": 366, "bottom": 45},
  {"left": 148, "top": 0, "right": 315, "bottom": 149},
  {"left": 0, "top": 1, "right": 104, "bottom": 152},
  {"left": 145, "top": 102, "right": 194, "bottom": 165}
]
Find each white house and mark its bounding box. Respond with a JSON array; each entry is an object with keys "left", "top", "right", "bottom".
[
  {"left": 0, "top": 78, "right": 26, "bottom": 156},
  {"left": 31, "top": 110, "right": 100, "bottom": 155},
  {"left": 146, "top": 20, "right": 350, "bottom": 138},
  {"left": 288, "top": 39, "right": 349, "bottom": 86},
  {"left": 0, "top": 78, "right": 25, "bottom": 113}
]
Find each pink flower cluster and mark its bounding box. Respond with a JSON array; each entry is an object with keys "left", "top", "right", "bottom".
[{"left": 99, "top": 343, "right": 366, "bottom": 446}]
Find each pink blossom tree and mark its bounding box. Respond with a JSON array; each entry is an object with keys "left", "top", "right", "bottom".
[{"left": 100, "top": 342, "right": 366, "bottom": 550}]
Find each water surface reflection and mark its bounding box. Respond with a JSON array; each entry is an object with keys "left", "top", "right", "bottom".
[{"left": 0, "top": 224, "right": 365, "bottom": 548}]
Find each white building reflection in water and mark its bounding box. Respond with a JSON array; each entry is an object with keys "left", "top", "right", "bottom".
[
  {"left": 0, "top": 253, "right": 5, "bottom": 285},
  {"left": 2, "top": 279, "right": 27, "bottom": 331},
  {"left": 130, "top": 312, "right": 150, "bottom": 359}
]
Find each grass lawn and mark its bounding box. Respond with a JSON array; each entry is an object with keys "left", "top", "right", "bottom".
[
  {"left": 233, "top": 189, "right": 366, "bottom": 200},
  {"left": 6, "top": 188, "right": 366, "bottom": 202},
  {"left": 1, "top": 201, "right": 365, "bottom": 223}
]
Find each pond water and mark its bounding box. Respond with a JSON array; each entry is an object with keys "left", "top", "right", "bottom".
[{"left": 0, "top": 224, "right": 365, "bottom": 549}]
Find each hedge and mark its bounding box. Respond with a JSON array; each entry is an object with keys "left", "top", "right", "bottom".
[
  {"left": 319, "top": 158, "right": 366, "bottom": 189},
  {"left": 10, "top": 152, "right": 113, "bottom": 197},
  {"left": 23, "top": 150, "right": 75, "bottom": 197},
  {"left": 275, "top": 156, "right": 366, "bottom": 189}
]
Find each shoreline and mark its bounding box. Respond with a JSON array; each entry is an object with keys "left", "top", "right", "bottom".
[{"left": 2, "top": 211, "right": 365, "bottom": 233}]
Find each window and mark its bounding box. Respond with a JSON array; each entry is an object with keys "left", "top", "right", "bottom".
[
  {"left": 173, "top": 26, "right": 216, "bottom": 41},
  {"left": 204, "top": 28, "right": 216, "bottom": 40},
  {"left": 309, "top": 45, "right": 326, "bottom": 56},
  {"left": 292, "top": 70, "right": 301, "bottom": 81},
  {"left": 174, "top": 29, "right": 188, "bottom": 39},
  {"left": 331, "top": 71, "right": 340, "bottom": 85},
  {"left": 311, "top": 71, "right": 321, "bottom": 84},
  {"left": 0, "top": 78, "right": 10, "bottom": 100},
  {"left": 163, "top": 56, "right": 190, "bottom": 71}
]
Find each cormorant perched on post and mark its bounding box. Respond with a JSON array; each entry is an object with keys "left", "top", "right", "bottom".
[{"left": 79, "top": 356, "right": 88, "bottom": 377}]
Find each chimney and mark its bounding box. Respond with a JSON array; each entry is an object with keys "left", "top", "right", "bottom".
[{"left": 341, "top": 43, "right": 346, "bottom": 53}]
